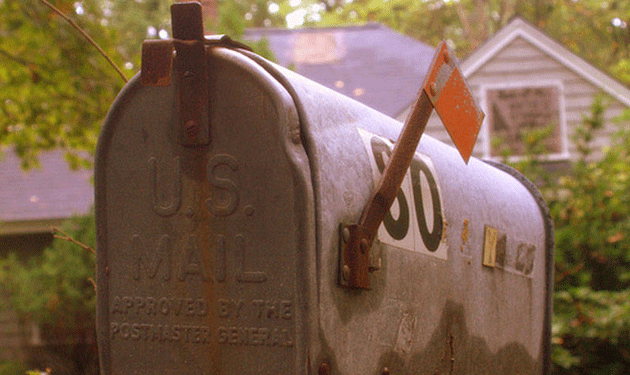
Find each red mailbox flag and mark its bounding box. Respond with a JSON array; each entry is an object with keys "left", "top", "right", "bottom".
[{"left": 423, "top": 41, "right": 484, "bottom": 163}]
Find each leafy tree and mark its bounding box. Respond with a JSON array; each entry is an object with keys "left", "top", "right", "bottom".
[
  {"left": 0, "top": 0, "right": 282, "bottom": 169},
  {"left": 504, "top": 95, "right": 630, "bottom": 374},
  {"left": 294, "top": 0, "right": 630, "bottom": 85},
  {"left": 0, "top": 214, "right": 97, "bottom": 375},
  {"left": 0, "top": 0, "right": 131, "bottom": 169}
]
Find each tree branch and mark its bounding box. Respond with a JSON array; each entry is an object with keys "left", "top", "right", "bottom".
[
  {"left": 0, "top": 47, "right": 38, "bottom": 67},
  {"left": 38, "top": 0, "right": 128, "bottom": 83},
  {"left": 52, "top": 227, "right": 95, "bottom": 254}
]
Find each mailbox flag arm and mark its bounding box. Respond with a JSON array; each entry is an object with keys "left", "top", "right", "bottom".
[{"left": 340, "top": 41, "right": 484, "bottom": 289}]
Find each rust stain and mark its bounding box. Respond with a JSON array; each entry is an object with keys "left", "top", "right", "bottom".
[
  {"left": 460, "top": 219, "right": 469, "bottom": 252},
  {"left": 442, "top": 220, "right": 449, "bottom": 241},
  {"left": 449, "top": 333, "right": 455, "bottom": 375}
]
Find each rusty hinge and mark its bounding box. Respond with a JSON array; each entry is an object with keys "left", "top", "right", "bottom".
[
  {"left": 140, "top": 2, "right": 207, "bottom": 146},
  {"left": 171, "top": 2, "right": 208, "bottom": 146},
  {"left": 140, "top": 2, "right": 252, "bottom": 146},
  {"left": 339, "top": 41, "right": 484, "bottom": 290}
]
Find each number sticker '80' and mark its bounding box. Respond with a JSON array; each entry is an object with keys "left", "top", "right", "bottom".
[{"left": 359, "top": 129, "right": 447, "bottom": 260}]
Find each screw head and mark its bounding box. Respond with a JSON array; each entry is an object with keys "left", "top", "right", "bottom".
[
  {"left": 185, "top": 207, "right": 194, "bottom": 217},
  {"left": 429, "top": 82, "right": 438, "bottom": 97},
  {"left": 184, "top": 120, "right": 199, "bottom": 137},
  {"left": 342, "top": 264, "right": 351, "bottom": 280},
  {"left": 342, "top": 227, "right": 350, "bottom": 243},
  {"left": 360, "top": 238, "right": 369, "bottom": 254},
  {"left": 291, "top": 129, "right": 301, "bottom": 144},
  {"left": 319, "top": 363, "right": 330, "bottom": 375}
]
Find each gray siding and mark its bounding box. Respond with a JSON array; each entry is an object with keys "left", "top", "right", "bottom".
[
  {"left": 465, "top": 36, "right": 629, "bottom": 160},
  {"left": 398, "top": 35, "right": 630, "bottom": 162}
]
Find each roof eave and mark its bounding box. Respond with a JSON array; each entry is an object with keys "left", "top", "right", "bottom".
[{"left": 461, "top": 17, "right": 630, "bottom": 107}]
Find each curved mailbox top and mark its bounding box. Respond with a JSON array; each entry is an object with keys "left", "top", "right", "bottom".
[
  {"left": 96, "top": 42, "right": 553, "bottom": 375},
  {"left": 247, "top": 51, "right": 554, "bottom": 375}
]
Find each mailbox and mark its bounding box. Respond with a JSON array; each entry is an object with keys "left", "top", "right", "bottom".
[{"left": 95, "top": 3, "right": 553, "bottom": 375}]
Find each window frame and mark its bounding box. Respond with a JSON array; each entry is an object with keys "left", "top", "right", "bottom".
[{"left": 478, "top": 80, "right": 569, "bottom": 161}]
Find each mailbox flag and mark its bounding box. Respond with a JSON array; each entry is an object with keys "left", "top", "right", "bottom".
[{"left": 423, "top": 41, "right": 484, "bottom": 163}]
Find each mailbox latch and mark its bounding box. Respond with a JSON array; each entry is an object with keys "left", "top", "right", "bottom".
[
  {"left": 140, "top": 2, "right": 252, "bottom": 147},
  {"left": 171, "top": 2, "right": 208, "bottom": 146}
]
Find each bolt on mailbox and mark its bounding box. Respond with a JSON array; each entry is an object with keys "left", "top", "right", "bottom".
[{"left": 95, "top": 2, "right": 554, "bottom": 375}]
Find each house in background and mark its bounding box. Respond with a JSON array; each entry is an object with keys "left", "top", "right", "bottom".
[
  {"left": 2, "top": 16, "right": 630, "bottom": 365},
  {"left": 248, "top": 18, "right": 630, "bottom": 164},
  {"left": 245, "top": 23, "right": 436, "bottom": 119},
  {"left": 402, "top": 17, "right": 630, "bottom": 162}
]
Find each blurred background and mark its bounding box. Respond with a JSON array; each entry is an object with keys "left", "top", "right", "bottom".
[{"left": 2, "top": 1, "right": 630, "bottom": 374}]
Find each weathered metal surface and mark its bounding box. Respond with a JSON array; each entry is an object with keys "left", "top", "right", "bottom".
[
  {"left": 340, "top": 90, "right": 435, "bottom": 289},
  {"left": 244, "top": 50, "right": 553, "bottom": 375},
  {"left": 97, "top": 14, "right": 553, "bottom": 374},
  {"left": 171, "top": 2, "right": 209, "bottom": 146},
  {"left": 340, "top": 42, "right": 485, "bottom": 289},
  {"left": 141, "top": 40, "right": 173, "bottom": 86},
  {"left": 96, "top": 46, "right": 315, "bottom": 374}
]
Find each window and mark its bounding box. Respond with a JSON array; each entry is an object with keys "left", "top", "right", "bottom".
[{"left": 484, "top": 84, "right": 565, "bottom": 158}]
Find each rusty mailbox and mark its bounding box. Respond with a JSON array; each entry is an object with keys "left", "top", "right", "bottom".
[{"left": 95, "top": 3, "right": 554, "bottom": 375}]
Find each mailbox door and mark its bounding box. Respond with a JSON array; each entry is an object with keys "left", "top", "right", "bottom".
[
  {"left": 244, "top": 53, "right": 553, "bottom": 375},
  {"left": 95, "top": 47, "right": 316, "bottom": 375}
]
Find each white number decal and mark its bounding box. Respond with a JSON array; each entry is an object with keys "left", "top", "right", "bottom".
[{"left": 359, "top": 129, "right": 447, "bottom": 260}]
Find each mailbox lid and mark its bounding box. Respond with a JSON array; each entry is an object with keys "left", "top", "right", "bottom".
[
  {"left": 243, "top": 51, "right": 553, "bottom": 374},
  {"left": 95, "top": 47, "right": 316, "bottom": 375}
]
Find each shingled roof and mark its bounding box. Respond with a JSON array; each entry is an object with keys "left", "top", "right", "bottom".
[
  {"left": 0, "top": 149, "right": 93, "bottom": 235},
  {"left": 245, "top": 23, "right": 435, "bottom": 118}
]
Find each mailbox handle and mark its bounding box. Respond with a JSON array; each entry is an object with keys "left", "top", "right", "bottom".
[{"left": 340, "top": 41, "right": 484, "bottom": 289}]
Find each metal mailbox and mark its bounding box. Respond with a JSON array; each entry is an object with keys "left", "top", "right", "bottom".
[{"left": 95, "top": 3, "right": 554, "bottom": 375}]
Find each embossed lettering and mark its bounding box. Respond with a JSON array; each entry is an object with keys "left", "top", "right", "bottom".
[
  {"left": 146, "top": 297, "right": 156, "bottom": 315},
  {"left": 206, "top": 154, "right": 239, "bottom": 216},
  {"left": 179, "top": 235, "right": 209, "bottom": 281},
  {"left": 149, "top": 157, "right": 182, "bottom": 217},
  {"left": 111, "top": 296, "right": 208, "bottom": 317},
  {"left": 235, "top": 234, "right": 267, "bottom": 283},
  {"left": 218, "top": 299, "right": 246, "bottom": 318},
  {"left": 134, "top": 297, "right": 146, "bottom": 314},
  {"left": 132, "top": 234, "right": 171, "bottom": 281},
  {"left": 280, "top": 300, "right": 292, "bottom": 320},
  {"left": 110, "top": 322, "right": 212, "bottom": 344},
  {"left": 216, "top": 326, "right": 294, "bottom": 347},
  {"left": 252, "top": 300, "right": 293, "bottom": 320}
]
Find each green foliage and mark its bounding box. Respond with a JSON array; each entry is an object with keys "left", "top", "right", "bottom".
[
  {"left": 0, "top": 360, "right": 28, "bottom": 375},
  {"left": 509, "top": 95, "right": 630, "bottom": 373},
  {"left": 0, "top": 214, "right": 96, "bottom": 342},
  {"left": 4, "top": 1, "right": 630, "bottom": 374},
  {"left": 0, "top": 0, "right": 281, "bottom": 170},
  {"left": 0, "top": 0, "right": 130, "bottom": 169},
  {"left": 216, "top": 1, "right": 277, "bottom": 61},
  {"left": 291, "top": 0, "right": 630, "bottom": 88},
  {"left": 553, "top": 288, "right": 630, "bottom": 374}
]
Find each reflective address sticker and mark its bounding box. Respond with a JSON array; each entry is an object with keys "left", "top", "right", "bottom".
[{"left": 358, "top": 129, "right": 447, "bottom": 260}]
